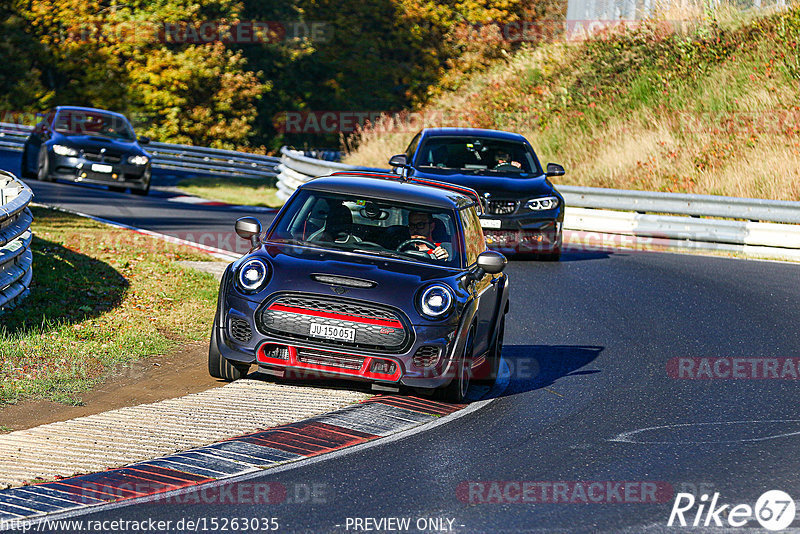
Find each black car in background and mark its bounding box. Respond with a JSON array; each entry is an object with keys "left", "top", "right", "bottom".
[
  {"left": 390, "top": 128, "right": 565, "bottom": 260},
  {"left": 210, "top": 171, "right": 509, "bottom": 402},
  {"left": 21, "top": 106, "right": 152, "bottom": 195}
]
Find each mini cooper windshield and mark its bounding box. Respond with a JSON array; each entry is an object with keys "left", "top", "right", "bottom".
[
  {"left": 416, "top": 137, "right": 541, "bottom": 176},
  {"left": 268, "top": 190, "right": 462, "bottom": 268}
]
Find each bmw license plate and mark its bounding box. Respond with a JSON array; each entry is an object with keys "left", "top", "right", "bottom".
[
  {"left": 91, "top": 163, "right": 113, "bottom": 173},
  {"left": 309, "top": 323, "right": 355, "bottom": 342},
  {"left": 481, "top": 218, "right": 502, "bottom": 229}
]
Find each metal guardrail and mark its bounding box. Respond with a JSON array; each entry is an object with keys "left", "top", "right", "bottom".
[
  {"left": 0, "top": 123, "right": 280, "bottom": 180},
  {"left": 277, "top": 147, "right": 800, "bottom": 260},
  {"left": 0, "top": 170, "right": 33, "bottom": 311}
]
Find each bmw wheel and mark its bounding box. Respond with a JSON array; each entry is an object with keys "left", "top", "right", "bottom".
[{"left": 37, "top": 149, "right": 53, "bottom": 182}]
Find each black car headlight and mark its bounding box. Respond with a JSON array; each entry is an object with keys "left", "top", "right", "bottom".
[
  {"left": 236, "top": 258, "right": 270, "bottom": 293},
  {"left": 419, "top": 284, "right": 454, "bottom": 319},
  {"left": 52, "top": 144, "right": 78, "bottom": 157},
  {"left": 524, "top": 196, "right": 559, "bottom": 210},
  {"left": 127, "top": 155, "right": 150, "bottom": 165}
]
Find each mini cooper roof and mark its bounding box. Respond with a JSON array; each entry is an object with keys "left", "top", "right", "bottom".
[{"left": 302, "top": 172, "right": 480, "bottom": 211}]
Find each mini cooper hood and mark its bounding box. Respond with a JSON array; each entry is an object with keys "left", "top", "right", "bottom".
[
  {"left": 239, "top": 242, "right": 462, "bottom": 310},
  {"left": 412, "top": 170, "right": 556, "bottom": 198}
]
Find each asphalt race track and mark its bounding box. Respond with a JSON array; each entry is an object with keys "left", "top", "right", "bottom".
[{"left": 2, "top": 149, "right": 799, "bottom": 532}]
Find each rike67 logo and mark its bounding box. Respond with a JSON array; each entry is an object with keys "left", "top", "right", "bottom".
[{"left": 668, "top": 490, "right": 796, "bottom": 531}]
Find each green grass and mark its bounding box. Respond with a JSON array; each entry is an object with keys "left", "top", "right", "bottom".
[
  {"left": 177, "top": 177, "right": 283, "bottom": 208},
  {"left": 0, "top": 207, "right": 219, "bottom": 406}
]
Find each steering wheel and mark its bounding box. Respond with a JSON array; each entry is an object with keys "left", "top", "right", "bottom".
[
  {"left": 493, "top": 163, "right": 520, "bottom": 171},
  {"left": 398, "top": 238, "right": 437, "bottom": 252}
]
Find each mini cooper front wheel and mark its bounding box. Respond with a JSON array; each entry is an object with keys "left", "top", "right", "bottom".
[
  {"left": 208, "top": 313, "right": 250, "bottom": 381},
  {"left": 440, "top": 327, "right": 474, "bottom": 403}
]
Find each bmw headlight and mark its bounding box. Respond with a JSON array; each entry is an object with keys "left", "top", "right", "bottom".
[
  {"left": 524, "top": 196, "right": 559, "bottom": 211},
  {"left": 237, "top": 258, "right": 270, "bottom": 293},
  {"left": 52, "top": 144, "right": 78, "bottom": 157},
  {"left": 419, "top": 284, "right": 454, "bottom": 319},
  {"left": 127, "top": 155, "right": 150, "bottom": 165}
]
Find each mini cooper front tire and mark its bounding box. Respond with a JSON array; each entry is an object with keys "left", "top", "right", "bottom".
[
  {"left": 208, "top": 314, "right": 250, "bottom": 381},
  {"left": 440, "top": 327, "right": 474, "bottom": 403}
]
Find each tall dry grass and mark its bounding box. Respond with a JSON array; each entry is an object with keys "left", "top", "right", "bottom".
[{"left": 344, "top": 2, "right": 800, "bottom": 200}]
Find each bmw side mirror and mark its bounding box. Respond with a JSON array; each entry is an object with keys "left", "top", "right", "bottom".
[
  {"left": 235, "top": 217, "right": 262, "bottom": 246},
  {"left": 138, "top": 136, "right": 151, "bottom": 145},
  {"left": 389, "top": 154, "right": 408, "bottom": 167},
  {"left": 545, "top": 163, "right": 565, "bottom": 177},
  {"left": 477, "top": 250, "right": 507, "bottom": 274},
  {"left": 389, "top": 154, "right": 412, "bottom": 178}
]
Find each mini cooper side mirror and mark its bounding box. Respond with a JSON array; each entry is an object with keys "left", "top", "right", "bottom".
[
  {"left": 138, "top": 136, "right": 151, "bottom": 145},
  {"left": 235, "top": 217, "right": 262, "bottom": 246},
  {"left": 476, "top": 250, "right": 507, "bottom": 275},
  {"left": 545, "top": 162, "right": 565, "bottom": 177}
]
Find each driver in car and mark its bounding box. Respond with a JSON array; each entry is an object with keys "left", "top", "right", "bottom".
[
  {"left": 407, "top": 211, "right": 449, "bottom": 260},
  {"left": 493, "top": 150, "right": 522, "bottom": 169}
]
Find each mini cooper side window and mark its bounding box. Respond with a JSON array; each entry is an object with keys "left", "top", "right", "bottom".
[{"left": 460, "top": 207, "right": 487, "bottom": 266}]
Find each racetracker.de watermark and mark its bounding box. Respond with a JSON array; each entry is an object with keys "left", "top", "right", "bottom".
[
  {"left": 460, "top": 19, "right": 698, "bottom": 42},
  {"left": 456, "top": 481, "right": 674, "bottom": 504},
  {"left": 667, "top": 357, "right": 800, "bottom": 379},
  {"left": 68, "top": 20, "right": 332, "bottom": 44}
]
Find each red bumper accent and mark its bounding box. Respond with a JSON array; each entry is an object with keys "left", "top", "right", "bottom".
[{"left": 256, "top": 344, "right": 402, "bottom": 382}]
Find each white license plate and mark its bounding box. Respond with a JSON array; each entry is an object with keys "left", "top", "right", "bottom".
[
  {"left": 309, "top": 323, "right": 355, "bottom": 342},
  {"left": 481, "top": 218, "right": 502, "bottom": 229},
  {"left": 91, "top": 163, "right": 113, "bottom": 173}
]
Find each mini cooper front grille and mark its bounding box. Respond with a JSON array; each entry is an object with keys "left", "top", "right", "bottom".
[
  {"left": 296, "top": 349, "right": 364, "bottom": 370},
  {"left": 486, "top": 200, "right": 518, "bottom": 215},
  {"left": 256, "top": 294, "right": 410, "bottom": 352},
  {"left": 412, "top": 346, "right": 441, "bottom": 368},
  {"left": 229, "top": 317, "right": 252, "bottom": 343},
  {"left": 83, "top": 151, "right": 122, "bottom": 163}
]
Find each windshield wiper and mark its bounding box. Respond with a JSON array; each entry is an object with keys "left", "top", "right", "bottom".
[{"left": 352, "top": 248, "right": 408, "bottom": 260}]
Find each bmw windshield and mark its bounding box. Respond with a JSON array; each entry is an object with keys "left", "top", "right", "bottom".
[
  {"left": 267, "top": 190, "right": 462, "bottom": 268},
  {"left": 53, "top": 110, "right": 137, "bottom": 141},
  {"left": 415, "top": 137, "right": 542, "bottom": 176}
]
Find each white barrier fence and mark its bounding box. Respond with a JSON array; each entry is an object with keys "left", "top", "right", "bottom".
[
  {"left": 278, "top": 147, "right": 800, "bottom": 261},
  {"left": 0, "top": 123, "right": 279, "bottom": 180},
  {"left": 0, "top": 170, "right": 33, "bottom": 311}
]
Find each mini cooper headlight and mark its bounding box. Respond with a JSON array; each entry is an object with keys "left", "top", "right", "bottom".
[
  {"left": 237, "top": 258, "right": 270, "bottom": 293},
  {"left": 127, "top": 155, "right": 150, "bottom": 165},
  {"left": 52, "top": 144, "right": 78, "bottom": 157},
  {"left": 524, "top": 196, "right": 559, "bottom": 211},
  {"left": 419, "top": 284, "right": 454, "bottom": 319}
]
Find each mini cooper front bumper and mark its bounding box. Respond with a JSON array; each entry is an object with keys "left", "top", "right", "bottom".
[{"left": 215, "top": 291, "right": 471, "bottom": 389}]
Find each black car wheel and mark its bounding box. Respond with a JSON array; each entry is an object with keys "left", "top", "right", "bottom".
[
  {"left": 541, "top": 246, "right": 561, "bottom": 262},
  {"left": 21, "top": 146, "right": 34, "bottom": 178},
  {"left": 441, "top": 327, "right": 473, "bottom": 403},
  {"left": 108, "top": 185, "right": 127, "bottom": 193},
  {"left": 131, "top": 179, "right": 150, "bottom": 196},
  {"left": 208, "top": 313, "right": 250, "bottom": 381},
  {"left": 37, "top": 149, "right": 53, "bottom": 182},
  {"left": 476, "top": 313, "right": 505, "bottom": 386}
]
